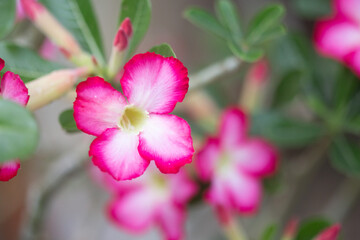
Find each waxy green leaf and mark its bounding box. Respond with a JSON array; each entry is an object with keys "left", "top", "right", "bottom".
[
  {"left": 215, "top": 0, "right": 242, "bottom": 40},
  {"left": 40, "top": 0, "right": 105, "bottom": 64},
  {"left": 0, "top": 42, "right": 62, "bottom": 82},
  {"left": 184, "top": 7, "right": 230, "bottom": 40},
  {"left": 149, "top": 43, "right": 176, "bottom": 58},
  {"left": 0, "top": 0, "right": 16, "bottom": 39},
  {"left": 0, "top": 99, "right": 39, "bottom": 162},
  {"left": 59, "top": 109, "right": 79, "bottom": 133}
]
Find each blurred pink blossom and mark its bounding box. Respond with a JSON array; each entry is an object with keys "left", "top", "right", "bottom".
[
  {"left": 196, "top": 107, "right": 278, "bottom": 214},
  {"left": 92, "top": 164, "right": 197, "bottom": 240},
  {"left": 314, "top": 0, "right": 360, "bottom": 76},
  {"left": 0, "top": 58, "right": 29, "bottom": 181},
  {"left": 315, "top": 224, "right": 341, "bottom": 240}
]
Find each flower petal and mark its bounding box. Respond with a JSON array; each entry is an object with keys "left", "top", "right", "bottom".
[
  {"left": 335, "top": 0, "right": 360, "bottom": 23},
  {"left": 344, "top": 49, "right": 360, "bottom": 76},
  {"left": 157, "top": 203, "right": 185, "bottom": 240},
  {"left": 0, "top": 72, "right": 29, "bottom": 106},
  {"left": 90, "top": 128, "right": 150, "bottom": 181},
  {"left": 0, "top": 58, "right": 4, "bottom": 72},
  {"left": 74, "top": 77, "right": 127, "bottom": 136},
  {"left": 169, "top": 169, "right": 198, "bottom": 204},
  {"left": 107, "top": 187, "right": 159, "bottom": 233},
  {"left": 219, "top": 107, "right": 248, "bottom": 149},
  {"left": 0, "top": 160, "right": 20, "bottom": 181},
  {"left": 232, "top": 138, "right": 278, "bottom": 178},
  {"left": 121, "top": 52, "right": 189, "bottom": 114},
  {"left": 138, "top": 114, "right": 194, "bottom": 173},
  {"left": 195, "top": 137, "right": 221, "bottom": 181},
  {"left": 207, "top": 169, "right": 262, "bottom": 214},
  {"left": 314, "top": 17, "right": 360, "bottom": 60}
]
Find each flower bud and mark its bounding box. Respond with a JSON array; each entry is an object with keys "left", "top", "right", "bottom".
[
  {"left": 107, "top": 18, "right": 133, "bottom": 80},
  {"left": 21, "top": 0, "right": 95, "bottom": 70},
  {"left": 26, "top": 68, "right": 88, "bottom": 110}
]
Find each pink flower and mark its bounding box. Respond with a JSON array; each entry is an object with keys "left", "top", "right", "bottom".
[
  {"left": 195, "top": 107, "right": 278, "bottom": 214},
  {"left": 0, "top": 58, "right": 29, "bottom": 181},
  {"left": 314, "top": 0, "right": 360, "bottom": 76},
  {"left": 92, "top": 165, "right": 197, "bottom": 240},
  {"left": 74, "top": 52, "right": 194, "bottom": 180},
  {"left": 315, "top": 224, "right": 341, "bottom": 240}
]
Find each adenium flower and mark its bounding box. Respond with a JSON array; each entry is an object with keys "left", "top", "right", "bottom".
[
  {"left": 0, "top": 58, "right": 29, "bottom": 181},
  {"left": 92, "top": 164, "right": 197, "bottom": 240},
  {"left": 314, "top": 0, "right": 360, "bottom": 76},
  {"left": 315, "top": 224, "right": 341, "bottom": 240},
  {"left": 195, "top": 107, "right": 278, "bottom": 214},
  {"left": 74, "top": 52, "right": 194, "bottom": 180}
]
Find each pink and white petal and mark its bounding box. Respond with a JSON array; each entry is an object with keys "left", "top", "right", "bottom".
[
  {"left": 195, "top": 137, "right": 221, "bottom": 181},
  {"left": 89, "top": 164, "right": 143, "bottom": 195},
  {"left": 219, "top": 107, "right": 248, "bottom": 149},
  {"left": 335, "top": 0, "right": 360, "bottom": 23},
  {"left": 138, "top": 114, "right": 194, "bottom": 174},
  {"left": 0, "top": 72, "right": 29, "bottom": 106},
  {"left": 0, "top": 58, "right": 4, "bottom": 72},
  {"left": 157, "top": 203, "right": 185, "bottom": 240},
  {"left": 169, "top": 169, "right": 198, "bottom": 204},
  {"left": 121, "top": 52, "right": 189, "bottom": 114},
  {"left": 0, "top": 160, "right": 20, "bottom": 181},
  {"left": 74, "top": 77, "right": 127, "bottom": 136},
  {"left": 232, "top": 138, "right": 278, "bottom": 178},
  {"left": 107, "top": 188, "right": 159, "bottom": 233},
  {"left": 90, "top": 128, "right": 150, "bottom": 181},
  {"left": 207, "top": 169, "right": 262, "bottom": 214},
  {"left": 344, "top": 49, "right": 360, "bottom": 77},
  {"left": 314, "top": 17, "right": 360, "bottom": 60}
]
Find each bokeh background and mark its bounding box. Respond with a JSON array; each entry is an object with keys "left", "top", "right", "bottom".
[{"left": 1, "top": 0, "right": 360, "bottom": 239}]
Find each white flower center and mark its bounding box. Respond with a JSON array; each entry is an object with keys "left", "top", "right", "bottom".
[{"left": 118, "top": 105, "right": 148, "bottom": 134}]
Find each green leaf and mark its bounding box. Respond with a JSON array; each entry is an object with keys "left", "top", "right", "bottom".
[
  {"left": 148, "top": 43, "right": 176, "bottom": 58},
  {"left": 261, "top": 224, "right": 278, "bottom": 240},
  {"left": 59, "top": 109, "right": 79, "bottom": 133},
  {"left": 330, "top": 136, "right": 360, "bottom": 177},
  {"left": 215, "top": 0, "right": 242, "bottom": 40},
  {"left": 272, "top": 70, "right": 302, "bottom": 108},
  {"left": 251, "top": 112, "right": 324, "bottom": 148},
  {"left": 0, "top": 0, "right": 16, "bottom": 39},
  {"left": 184, "top": 7, "right": 231, "bottom": 40},
  {"left": 119, "top": 0, "right": 151, "bottom": 59},
  {"left": 228, "top": 41, "right": 263, "bottom": 62},
  {"left": 295, "top": 218, "right": 331, "bottom": 240},
  {"left": 0, "top": 42, "right": 62, "bottom": 82},
  {"left": 40, "top": 0, "right": 105, "bottom": 64},
  {"left": 0, "top": 99, "right": 39, "bottom": 162},
  {"left": 246, "top": 4, "right": 285, "bottom": 44},
  {"left": 292, "top": 0, "right": 331, "bottom": 19}
]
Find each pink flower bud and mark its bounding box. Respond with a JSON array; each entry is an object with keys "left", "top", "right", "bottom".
[
  {"left": 120, "top": 17, "right": 133, "bottom": 37},
  {"left": 0, "top": 58, "right": 4, "bottom": 72},
  {"left": 26, "top": 68, "right": 88, "bottom": 110},
  {"left": 20, "top": 0, "right": 44, "bottom": 21},
  {"left": 283, "top": 219, "right": 299, "bottom": 240},
  {"left": 247, "top": 59, "right": 269, "bottom": 85},
  {"left": 113, "top": 29, "right": 128, "bottom": 51},
  {"left": 315, "top": 224, "right": 341, "bottom": 240}
]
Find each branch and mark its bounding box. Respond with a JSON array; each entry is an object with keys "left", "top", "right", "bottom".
[
  {"left": 189, "top": 56, "right": 242, "bottom": 91},
  {"left": 21, "top": 142, "right": 90, "bottom": 240},
  {"left": 323, "top": 178, "right": 360, "bottom": 222}
]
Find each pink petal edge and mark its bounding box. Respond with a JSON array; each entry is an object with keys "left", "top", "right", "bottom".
[
  {"left": 138, "top": 114, "right": 194, "bottom": 174},
  {"left": 0, "top": 71, "right": 29, "bottom": 106},
  {"left": 121, "top": 52, "right": 189, "bottom": 114},
  {"left": 0, "top": 160, "right": 21, "bottom": 181}
]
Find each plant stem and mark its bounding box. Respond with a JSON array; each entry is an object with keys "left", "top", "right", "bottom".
[
  {"left": 21, "top": 144, "right": 89, "bottom": 240},
  {"left": 216, "top": 206, "right": 248, "bottom": 240},
  {"left": 323, "top": 177, "right": 360, "bottom": 222},
  {"left": 189, "top": 56, "right": 242, "bottom": 91}
]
